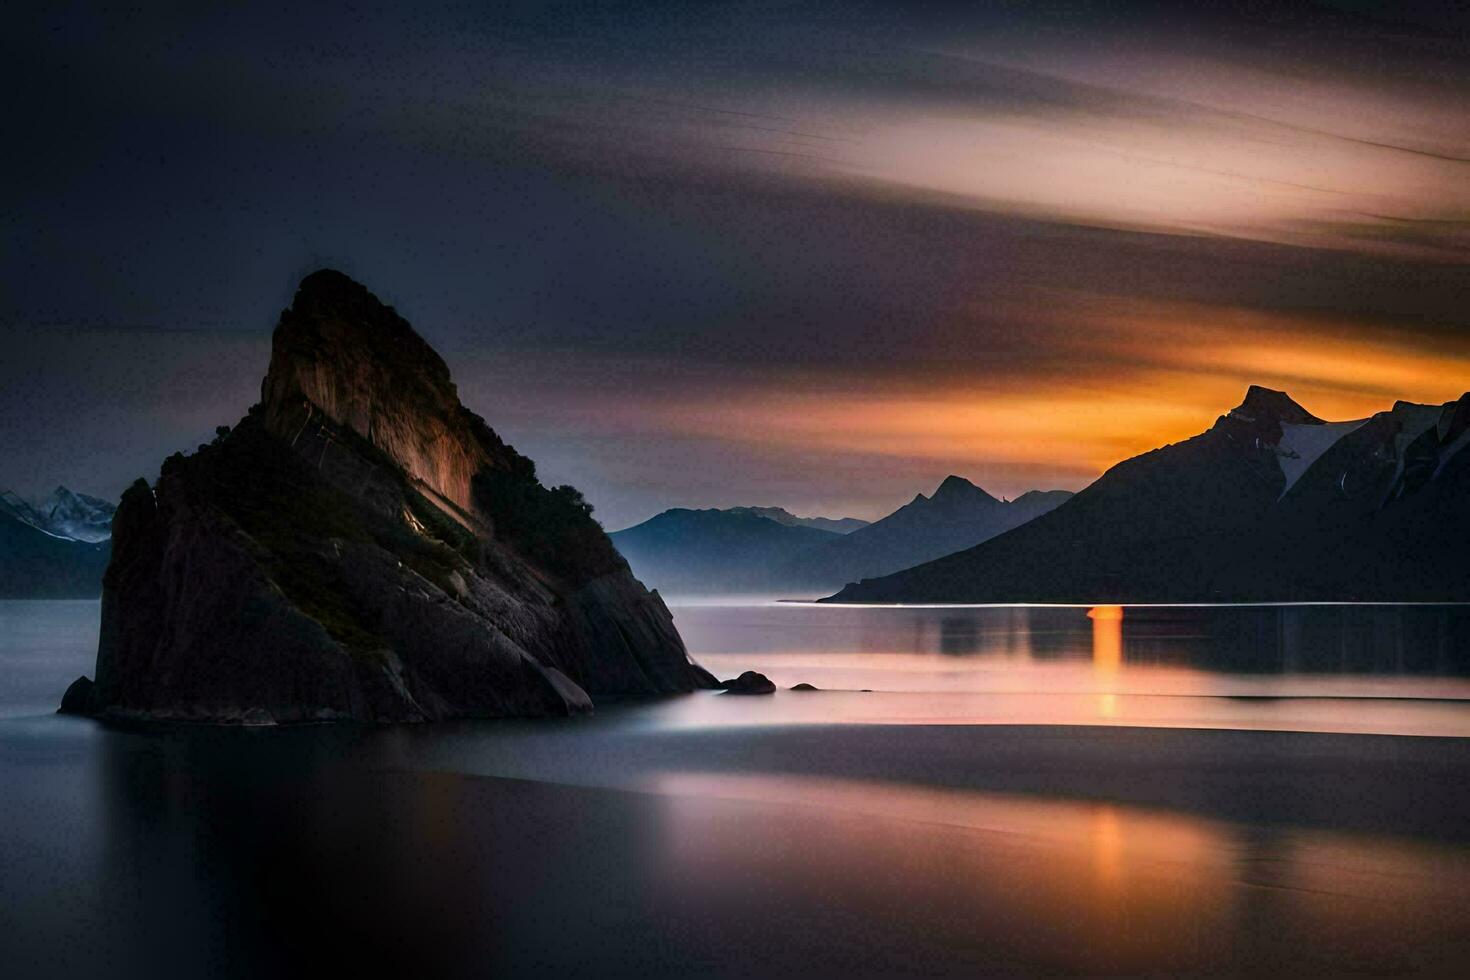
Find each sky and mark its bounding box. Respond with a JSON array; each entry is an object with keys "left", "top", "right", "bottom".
[{"left": 4, "top": 1, "right": 1469, "bottom": 528}]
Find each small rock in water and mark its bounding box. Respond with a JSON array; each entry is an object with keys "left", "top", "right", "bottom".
[
  {"left": 721, "top": 670, "right": 776, "bottom": 695},
  {"left": 790, "top": 682, "right": 819, "bottom": 692},
  {"left": 57, "top": 676, "right": 96, "bottom": 715}
]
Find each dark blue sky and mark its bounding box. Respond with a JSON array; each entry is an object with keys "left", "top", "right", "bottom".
[{"left": 5, "top": 1, "right": 1468, "bottom": 527}]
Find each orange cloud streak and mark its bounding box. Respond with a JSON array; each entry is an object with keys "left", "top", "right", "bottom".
[{"left": 645, "top": 298, "right": 1469, "bottom": 481}]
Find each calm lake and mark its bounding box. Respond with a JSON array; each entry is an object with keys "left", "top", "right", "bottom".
[{"left": 2, "top": 599, "right": 1468, "bottom": 977}]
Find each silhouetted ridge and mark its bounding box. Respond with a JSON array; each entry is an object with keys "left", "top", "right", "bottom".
[
  {"left": 1230, "top": 385, "right": 1322, "bottom": 425},
  {"left": 826, "top": 387, "right": 1469, "bottom": 604},
  {"left": 1438, "top": 393, "right": 1470, "bottom": 445},
  {"left": 771, "top": 476, "right": 1071, "bottom": 592},
  {"left": 610, "top": 476, "right": 1070, "bottom": 596},
  {"left": 611, "top": 508, "right": 841, "bottom": 594},
  {"left": 930, "top": 475, "right": 997, "bottom": 505}
]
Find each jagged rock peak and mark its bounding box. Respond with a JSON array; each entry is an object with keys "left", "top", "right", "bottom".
[
  {"left": 1230, "top": 385, "right": 1322, "bottom": 425},
  {"left": 65, "top": 269, "right": 716, "bottom": 723},
  {"left": 260, "top": 269, "right": 524, "bottom": 516}
]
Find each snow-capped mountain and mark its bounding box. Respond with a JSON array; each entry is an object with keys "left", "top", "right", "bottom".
[
  {"left": 829, "top": 386, "right": 1470, "bottom": 603},
  {"left": 0, "top": 487, "right": 113, "bottom": 597},
  {"left": 37, "top": 486, "right": 116, "bottom": 542},
  {"left": 0, "top": 491, "right": 48, "bottom": 532},
  {"left": 0, "top": 486, "right": 115, "bottom": 542}
]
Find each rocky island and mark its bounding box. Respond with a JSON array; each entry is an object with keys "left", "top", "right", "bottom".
[{"left": 61, "top": 270, "right": 716, "bottom": 723}]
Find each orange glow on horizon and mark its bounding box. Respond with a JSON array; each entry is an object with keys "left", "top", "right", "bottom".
[{"left": 633, "top": 297, "right": 1469, "bottom": 493}]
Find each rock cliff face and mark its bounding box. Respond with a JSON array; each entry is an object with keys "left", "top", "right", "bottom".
[{"left": 62, "top": 270, "right": 715, "bottom": 723}]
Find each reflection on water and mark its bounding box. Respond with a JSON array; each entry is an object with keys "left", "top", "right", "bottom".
[
  {"left": 677, "top": 600, "right": 1470, "bottom": 675},
  {"left": 649, "top": 772, "right": 1469, "bottom": 974},
  {"left": 4, "top": 719, "right": 1460, "bottom": 977},
  {"left": 1088, "top": 604, "right": 1124, "bottom": 672},
  {"left": 1090, "top": 605, "right": 1123, "bottom": 717},
  {"left": 2, "top": 600, "right": 1470, "bottom": 976},
  {"left": 669, "top": 601, "right": 1470, "bottom": 735}
]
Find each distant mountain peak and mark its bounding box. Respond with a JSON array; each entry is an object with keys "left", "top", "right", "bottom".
[
  {"left": 43, "top": 485, "right": 110, "bottom": 513},
  {"left": 827, "top": 387, "right": 1469, "bottom": 605},
  {"left": 0, "top": 486, "right": 114, "bottom": 543},
  {"left": 0, "top": 489, "right": 35, "bottom": 513},
  {"left": 726, "top": 506, "right": 799, "bottom": 524},
  {"left": 1231, "top": 385, "right": 1322, "bottom": 425},
  {"left": 930, "top": 475, "right": 998, "bottom": 505},
  {"left": 724, "top": 506, "right": 868, "bottom": 534}
]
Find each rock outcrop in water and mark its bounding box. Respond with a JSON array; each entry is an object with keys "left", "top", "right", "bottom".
[
  {"left": 61, "top": 270, "right": 716, "bottom": 723},
  {"left": 720, "top": 670, "right": 776, "bottom": 695}
]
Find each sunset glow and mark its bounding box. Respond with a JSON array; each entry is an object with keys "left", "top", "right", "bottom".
[
  {"left": 568, "top": 297, "right": 1468, "bottom": 501},
  {"left": 7, "top": 5, "right": 1470, "bottom": 978},
  {"left": 6, "top": 0, "right": 1467, "bottom": 527}
]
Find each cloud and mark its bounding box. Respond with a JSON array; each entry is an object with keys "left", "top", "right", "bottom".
[
  {"left": 453, "top": 4, "right": 1470, "bottom": 257},
  {"left": 449, "top": 285, "right": 1469, "bottom": 526},
  {"left": 5, "top": 1, "right": 1468, "bottom": 525}
]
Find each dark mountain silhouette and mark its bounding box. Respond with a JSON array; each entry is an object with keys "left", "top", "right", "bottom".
[
  {"left": 827, "top": 386, "right": 1470, "bottom": 603},
  {"left": 60, "top": 270, "right": 715, "bottom": 723},
  {"left": 612, "top": 479, "right": 1070, "bottom": 595},
  {"left": 780, "top": 477, "right": 1072, "bottom": 591},
  {"left": 724, "top": 506, "right": 868, "bottom": 534},
  {"left": 611, "top": 508, "right": 843, "bottom": 594},
  {"left": 0, "top": 487, "right": 113, "bottom": 597}
]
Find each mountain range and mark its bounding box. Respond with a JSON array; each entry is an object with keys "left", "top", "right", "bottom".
[
  {"left": 60, "top": 270, "right": 715, "bottom": 723},
  {"left": 724, "top": 506, "right": 869, "bottom": 535},
  {"left": 611, "top": 508, "right": 847, "bottom": 594},
  {"left": 0, "top": 487, "right": 114, "bottom": 597},
  {"left": 611, "top": 478, "right": 1073, "bottom": 595},
  {"left": 7, "top": 370, "right": 1461, "bottom": 614},
  {"left": 828, "top": 386, "right": 1470, "bottom": 603},
  {"left": 780, "top": 478, "right": 1072, "bottom": 591}
]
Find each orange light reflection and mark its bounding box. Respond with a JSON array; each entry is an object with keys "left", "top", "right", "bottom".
[{"left": 1090, "top": 605, "right": 1123, "bottom": 718}]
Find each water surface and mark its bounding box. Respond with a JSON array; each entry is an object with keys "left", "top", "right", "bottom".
[
  {"left": 2, "top": 599, "right": 1467, "bottom": 977},
  {"left": 667, "top": 599, "right": 1470, "bottom": 735}
]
